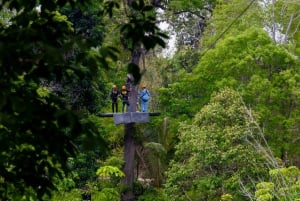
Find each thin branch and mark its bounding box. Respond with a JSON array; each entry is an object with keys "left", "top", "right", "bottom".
[
  {"left": 283, "top": 14, "right": 294, "bottom": 43},
  {"left": 173, "top": 10, "right": 206, "bottom": 20}
]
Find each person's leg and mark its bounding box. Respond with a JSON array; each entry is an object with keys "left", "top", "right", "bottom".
[
  {"left": 141, "top": 101, "right": 145, "bottom": 112},
  {"left": 122, "top": 102, "right": 125, "bottom": 112},
  {"left": 116, "top": 102, "right": 118, "bottom": 113},
  {"left": 112, "top": 102, "right": 115, "bottom": 113},
  {"left": 144, "top": 101, "right": 148, "bottom": 112},
  {"left": 125, "top": 101, "right": 130, "bottom": 112}
]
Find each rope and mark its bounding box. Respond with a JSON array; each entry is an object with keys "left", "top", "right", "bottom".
[{"left": 200, "top": 0, "right": 257, "bottom": 58}]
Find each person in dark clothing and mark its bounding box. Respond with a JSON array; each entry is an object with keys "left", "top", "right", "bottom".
[
  {"left": 110, "top": 84, "right": 119, "bottom": 113},
  {"left": 120, "top": 85, "right": 129, "bottom": 112}
]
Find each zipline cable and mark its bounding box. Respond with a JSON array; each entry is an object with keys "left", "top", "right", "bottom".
[{"left": 200, "top": 0, "right": 257, "bottom": 57}]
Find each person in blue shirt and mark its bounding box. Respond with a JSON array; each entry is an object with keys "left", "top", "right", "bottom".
[{"left": 139, "top": 84, "right": 150, "bottom": 112}]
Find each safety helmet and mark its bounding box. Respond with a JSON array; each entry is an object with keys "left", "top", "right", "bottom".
[
  {"left": 142, "top": 84, "right": 146, "bottom": 88},
  {"left": 122, "top": 85, "right": 126, "bottom": 90},
  {"left": 112, "top": 85, "right": 117, "bottom": 88}
]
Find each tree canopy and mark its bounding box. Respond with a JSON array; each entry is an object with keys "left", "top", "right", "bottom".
[
  {"left": 1, "top": 0, "right": 300, "bottom": 200},
  {"left": 0, "top": 0, "right": 112, "bottom": 199}
]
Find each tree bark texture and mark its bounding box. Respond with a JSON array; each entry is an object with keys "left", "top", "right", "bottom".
[
  {"left": 121, "top": 123, "right": 136, "bottom": 201},
  {"left": 121, "top": 44, "right": 141, "bottom": 201}
]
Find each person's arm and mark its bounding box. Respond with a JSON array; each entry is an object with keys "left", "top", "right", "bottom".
[{"left": 140, "top": 90, "right": 144, "bottom": 99}]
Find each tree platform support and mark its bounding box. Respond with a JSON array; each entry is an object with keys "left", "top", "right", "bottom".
[{"left": 97, "top": 112, "right": 161, "bottom": 125}]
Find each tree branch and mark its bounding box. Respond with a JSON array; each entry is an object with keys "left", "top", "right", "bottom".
[{"left": 173, "top": 10, "right": 206, "bottom": 20}]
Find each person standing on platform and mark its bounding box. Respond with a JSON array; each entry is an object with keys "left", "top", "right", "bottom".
[
  {"left": 120, "top": 85, "right": 130, "bottom": 112},
  {"left": 110, "top": 84, "right": 119, "bottom": 113},
  {"left": 139, "top": 84, "right": 150, "bottom": 112}
]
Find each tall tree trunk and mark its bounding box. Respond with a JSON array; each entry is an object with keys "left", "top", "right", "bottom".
[
  {"left": 122, "top": 123, "right": 136, "bottom": 201},
  {"left": 121, "top": 0, "right": 164, "bottom": 198},
  {"left": 121, "top": 48, "right": 141, "bottom": 201},
  {"left": 270, "top": 0, "right": 277, "bottom": 42}
]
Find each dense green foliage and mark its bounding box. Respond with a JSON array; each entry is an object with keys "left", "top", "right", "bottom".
[
  {"left": 165, "top": 88, "right": 269, "bottom": 200},
  {"left": 1, "top": 0, "right": 300, "bottom": 200},
  {"left": 255, "top": 166, "right": 300, "bottom": 201},
  {"left": 0, "top": 0, "right": 112, "bottom": 199}
]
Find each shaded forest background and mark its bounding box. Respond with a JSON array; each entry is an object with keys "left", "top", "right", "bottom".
[{"left": 1, "top": 0, "right": 300, "bottom": 200}]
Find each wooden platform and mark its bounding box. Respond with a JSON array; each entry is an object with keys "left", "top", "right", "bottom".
[{"left": 97, "top": 112, "right": 161, "bottom": 125}]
